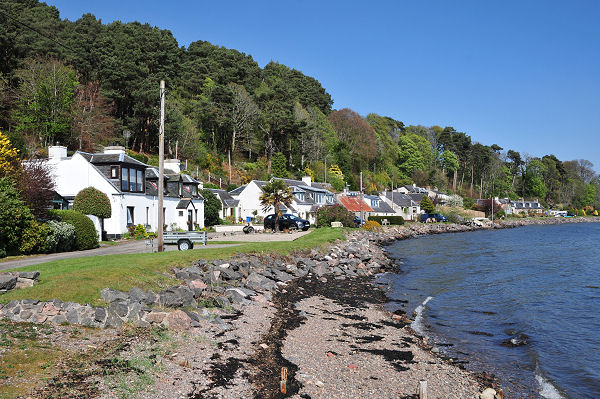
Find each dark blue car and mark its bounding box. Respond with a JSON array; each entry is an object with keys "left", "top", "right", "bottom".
[{"left": 420, "top": 213, "right": 448, "bottom": 223}]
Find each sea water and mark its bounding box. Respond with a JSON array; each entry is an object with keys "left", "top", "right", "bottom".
[{"left": 380, "top": 223, "right": 600, "bottom": 399}]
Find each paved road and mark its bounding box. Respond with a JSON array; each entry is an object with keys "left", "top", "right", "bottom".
[{"left": 0, "top": 230, "right": 312, "bottom": 271}]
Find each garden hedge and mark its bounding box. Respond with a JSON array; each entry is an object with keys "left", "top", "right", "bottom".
[
  {"left": 50, "top": 209, "right": 98, "bottom": 250},
  {"left": 367, "top": 215, "right": 405, "bottom": 225}
]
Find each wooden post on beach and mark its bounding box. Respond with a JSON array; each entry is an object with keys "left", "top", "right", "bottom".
[{"left": 418, "top": 380, "right": 428, "bottom": 399}]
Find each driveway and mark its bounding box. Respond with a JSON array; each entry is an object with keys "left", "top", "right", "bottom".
[{"left": 0, "top": 229, "right": 313, "bottom": 271}]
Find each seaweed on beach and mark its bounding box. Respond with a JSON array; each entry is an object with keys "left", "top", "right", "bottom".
[{"left": 247, "top": 275, "right": 389, "bottom": 399}]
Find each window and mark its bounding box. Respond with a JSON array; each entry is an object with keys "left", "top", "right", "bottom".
[
  {"left": 178, "top": 211, "right": 183, "bottom": 216},
  {"left": 126, "top": 206, "right": 134, "bottom": 225},
  {"left": 129, "top": 168, "right": 136, "bottom": 191},
  {"left": 192, "top": 186, "right": 197, "bottom": 196},
  {"left": 178, "top": 182, "right": 183, "bottom": 196},
  {"left": 111, "top": 166, "right": 119, "bottom": 179},
  {"left": 137, "top": 170, "right": 143, "bottom": 192},
  {"left": 121, "top": 167, "right": 129, "bottom": 190}
]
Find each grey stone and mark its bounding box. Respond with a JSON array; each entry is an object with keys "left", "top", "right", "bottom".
[
  {"left": 100, "top": 288, "right": 128, "bottom": 304},
  {"left": 313, "top": 263, "right": 328, "bottom": 277},
  {"left": 183, "top": 310, "right": 200, "bottom": 322},
  {"left": 126, "top": 302, "right": 144, "bottom": 320},
  {"left": 15, "top": 277, "right": 36, "bottom": 289},
  {"left": 0, "top": 275, "right": 17, "bottom": 290},
  {"left": 18, "top": 271, "right": 40, "bottom": 280},
  {"left": 94, "top": 307, "right": 107, "bottom": 323},
  {"left": 272, "top": 270, "right": 293, "bottom": 282},
  {"left": 52, "top": 314, "right": 67, "bottom": 324},
  {"left": 218, "top": 296, "right": 231, "bottom": 308},
  {"left": 80, "top": 317, "right": 95, "bottom": 327},
  {"left": 244, "top": 272, "right": 277, "bottom": 291},
  {"left": 20, "top": 310, "right": 32, "bottom": 320},
  {"left": 220, "top": 268, "right": 241, "bottom": 281},
  {"left": 22, "top": 299, "right": 39, "bottom": 305},
  {"left": 66, "top": 309, "right": 79, "bottom": 324},
  {"left": 133, "top": 319, "right": 150, "bottom": 328},
  {"left": 129, "top": 287, "right": 156, "bottom": 305},
  {"left": 175, "top": 271, "right": 190, "bottom": 280},
  {"left": 105, "top": 313, "right": 123, "bottom": 329},
  {"left": 108, "top": 301, "right": 129, "bottom": 318}
]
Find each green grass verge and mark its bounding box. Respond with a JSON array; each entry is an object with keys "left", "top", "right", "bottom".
[{"left": 0, "top": 228, "right": 345, "bottom": 306}]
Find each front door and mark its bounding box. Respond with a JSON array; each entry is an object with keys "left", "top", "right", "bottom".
[{"left": 187, "top": 209, "right": 193, "bottom": 231}]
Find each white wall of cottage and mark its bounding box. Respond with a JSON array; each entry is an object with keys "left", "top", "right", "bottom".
[{"left": 48, "top": 152, "right": 204, "bottom": 237}]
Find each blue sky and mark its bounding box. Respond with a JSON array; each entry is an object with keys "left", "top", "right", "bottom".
[{"left": 46, "top": 0, "right": 600, "bottom": 170}]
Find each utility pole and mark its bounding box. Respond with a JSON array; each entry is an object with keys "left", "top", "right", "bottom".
[
  {"left": 157, "top": 80, "right": 165, "bottom": 252},
  {"left": 360, "top": 171, "right": 363, "bottom": 224}
]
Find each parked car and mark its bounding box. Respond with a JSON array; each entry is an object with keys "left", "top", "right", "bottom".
[
  {"left": 264, "top": 214, "right": 310, "bottom": 231},
  {"left": 420, "top": 213, "right": 448, "bottom": 223},
  {"left": 353, "top": 216, "right": 364, "bottom": 227}
]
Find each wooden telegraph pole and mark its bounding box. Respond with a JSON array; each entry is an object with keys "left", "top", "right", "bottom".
[
  {"left": 158, "top": 80, "right": 165, "bottom": 252},
  {"left": 360, "top": 171, "right": 363, "bottom": 224}
]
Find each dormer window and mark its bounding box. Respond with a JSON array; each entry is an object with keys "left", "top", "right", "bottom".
[
  {"left": 178, "top": 182, "right": 183, "bottom": 196},
  {"left": 121, "top": 167, "right": 144, "bottom": 192},
  {"left": 111, "top": 166, "right": 118, "bottom": 179}
]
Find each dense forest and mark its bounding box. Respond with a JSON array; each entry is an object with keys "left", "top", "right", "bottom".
[{"left": 1, "top": 0, "right": 598, "bottom": 210}]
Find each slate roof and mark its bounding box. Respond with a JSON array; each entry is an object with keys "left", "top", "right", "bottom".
[
  {"left": 176, "top": 199, "right": 194, "bottom": 209},
  {"left": 383, "top": 192, "right": 417, "bottom": 207},
  {"left": 78, "top": 152, "right": 148, "bottom": 167},
  {"left": 206, "top": 189, "right": 239, "bottom": 208},
  {"left": 232, "top": 179, "right": 335, "bottom": 208},
  {"left": 338, "top": 196, "right": 374, "bottom": 212}
]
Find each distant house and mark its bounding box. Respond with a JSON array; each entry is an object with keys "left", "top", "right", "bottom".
[
  {"left": 48, "top": 146, "right": 204, "bottom": 239},
  {"left": 509, "top": 199, "right": 544, "bottom": 215},
  {"left": 204, "top": 188, "right": 240, "bottom": 221},
  {"left": 229, "top": 176, "right": 336, "bottom": 224},
  {"left": 364, "top": 194, "right": 395, "bottom": 216},
  {"left": 380, "top": 191, "right": 421, "bottom": 221},
  {"left": 337, "top": 194, "right": 374, "bottom": 218}
]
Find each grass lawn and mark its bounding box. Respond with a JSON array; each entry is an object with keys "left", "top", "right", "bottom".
[{"left": 0, "top": 228, "right": 346, "bottom": 306}]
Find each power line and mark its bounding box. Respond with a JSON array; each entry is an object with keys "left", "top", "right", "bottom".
[{"left": 0, "top": 7, "right": 77, "bottom": 54}]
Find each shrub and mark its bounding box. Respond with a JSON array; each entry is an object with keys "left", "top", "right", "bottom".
[
  {"left": 19, "top": 220, "right": 52, "bottom": 254},
  {"left": 200, "top": 189, "right": 222, "bottom": 226},
  {"left": 362, "top": 220, "right": 381, "bottom": 231},
  {"left": 0, "top": 177, "right": 33, "bottom": 256},
  {"left": 420, "top": 195, "right": 435, "bottom": 213},
  {"left": 368, "top": 215, "right": 404, "bottom": 225},
  {"left": 50, "top": 209, "right": 98, "bottom": 250},
  {"left": 46, "top": 220, "right": 75, "bottom": 253},
  {"left": 73, "top": 187, "right": 111, "bottom": 218},
  {"left": 315, "top": 204, "right": 355, "bottom": 227},
  {"left": 128, "top": 224, "right": 149, "bottom": 239}
]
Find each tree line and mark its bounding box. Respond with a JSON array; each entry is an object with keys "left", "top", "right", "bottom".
[{"left": 1, "top": 0, "right": 598, "bottom": 210}]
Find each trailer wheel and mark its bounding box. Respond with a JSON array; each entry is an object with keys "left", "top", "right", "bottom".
[{"left": 178, "top": 239, "right": 193, "bottom": 251}]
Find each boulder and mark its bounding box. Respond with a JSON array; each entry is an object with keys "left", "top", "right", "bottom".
[
  {"left": 245, "top": 272, "right": 277, "bottom": 291},
  {"left": 15, "top": 277, "right": 36, "bottom": 289},
  {"left": 100, "top": 288, "right": 128, "bottom": 304},
  {"left": 129, "top": 287, "right": 157, "bottom": 305},
  {"left": 108, "top": 301, "right": 129, "bottom": 318},
  {"left": 145, "top": 311, "right": 167, "bottom": 324},
  {"left": 18, "top": 271, "right": 40, "bottom": 280},
  {"left": 94, "top": 307, "right": 107, "bottom": 323},
  {"left": 0, "top": 275, "right": 17, "bottom": 290},
  {"left": 479, "top": 388, "right": 496, "bottom": 399},
  {"left": 163, "top": 310, "right": 191, "bottom": 331}
]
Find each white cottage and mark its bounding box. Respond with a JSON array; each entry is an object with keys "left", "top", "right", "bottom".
[
  {"left": 229, "top": 177, "right": 336, "bottom": 224},
  {"left": 47, "top": 146, "right": 204, "bottom": 239}
]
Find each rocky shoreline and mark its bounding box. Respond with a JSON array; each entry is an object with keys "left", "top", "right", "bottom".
[{"left": 3, "top": 218, "right": 594, "bottom": 397}]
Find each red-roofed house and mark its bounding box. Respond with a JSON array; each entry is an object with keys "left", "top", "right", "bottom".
[{"left": 338, "top": 195, "right": 374, "bottom": 218}]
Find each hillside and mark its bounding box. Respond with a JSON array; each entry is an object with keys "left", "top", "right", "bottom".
[{"left": 0, "top": 0, "right": 598, "bottom": 208}]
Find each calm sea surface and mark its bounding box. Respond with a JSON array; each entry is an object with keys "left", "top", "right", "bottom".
[{"left": 380, "top": 223, "right": 600, "bottom": 399}]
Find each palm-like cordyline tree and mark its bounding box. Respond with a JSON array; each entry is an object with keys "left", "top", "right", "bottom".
[{"left": 260, "top": 179, "right": 293, "bottom": 232}]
